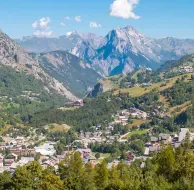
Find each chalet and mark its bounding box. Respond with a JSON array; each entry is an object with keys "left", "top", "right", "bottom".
[
  {"left": 35, "top": 143, "right": 56, "bottom": 156},
  {"left": 83, "top": 155, "right": 96, "bottom": 167},
  {"left": 118, "top": 115, "right": 128, "bottom": 125},
  {"left": 158, "top": 133, "right": 172, "bottom": 144},
  {"left": 4, "top": 159, "right": 15, "bottom": 167},
  {"left": 15, "top": 137, "right": 25, "bottom": 145},
  {"left": 64, "top": 145, "right": 76, "bottom": 151},
  {"left": 129, "top": 108, "right": 147, "bottom": 120},
  {"left": 150, "top": 137, "right": 158, "bottom": 145},
  {"left": 78, "top": 149, "right": 91, "bottom": 158},
  {"left": 9, "top": 148, "right": 36, "bottom": 156},
  {"left": 64, "top": 100, "right": 83, "bottom": 107},
  {"left": 149, "top": 145, "right": 160, "bottom": 153}
]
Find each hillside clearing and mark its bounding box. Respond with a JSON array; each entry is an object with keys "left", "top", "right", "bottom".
[
  {"left": 113, "top": 73, "right": 194, "bottom": 97},
  {"left": 44, "top": 123, "right": 71, "bottom": 132}
]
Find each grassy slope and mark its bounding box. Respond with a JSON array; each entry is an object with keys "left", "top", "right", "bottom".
[
  {"left": 126, "top": 119, "right": 150, "bottom": 129},
  {"left": 113, "top": 73, "right": 193, "bottom": 97}
]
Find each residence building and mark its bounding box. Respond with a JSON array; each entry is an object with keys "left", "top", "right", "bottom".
[
  {"left": 129, "top": 108, "right": 147, "bottom": 120},
  {"left": 64, "top": 100, "right": 84, "bottom": 107},
  {"left": 9, "top": 148, "right": 36, "bottom": 156}
]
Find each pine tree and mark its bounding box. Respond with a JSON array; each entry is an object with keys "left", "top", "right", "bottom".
[
  {"left": 63, "top": 152, "right": 84, "bottom": 190},
  {"left": 95, "top": 160, "right": 108, "bottom": 190},
  {"left": 157, "top": 146, "right": 175, "bottom": 181}
]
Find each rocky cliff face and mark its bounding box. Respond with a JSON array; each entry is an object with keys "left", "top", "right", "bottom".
[
  {"left": 0, "top": 29, "right": 78, "bottom": 101},
  {"left": 91, "top": 26, "right": 194, "bottom": 75},
  {"left": 91, "top": 26, "right": 158, "bottom": 76},
  {"left": 38, "top": 51, "right": 101, "bottom": 97},
  {"left": 87, "top": 82, "right": 104, "bottom": 98}
]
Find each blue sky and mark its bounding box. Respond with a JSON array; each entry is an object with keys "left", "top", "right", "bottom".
[{"left": 0, "top": 0, "right": 193, "bottom": 39}]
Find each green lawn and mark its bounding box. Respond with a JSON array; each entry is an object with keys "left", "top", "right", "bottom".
[
  {"left": 125, "top": 129, "right": 148, "bottom": 138},
  {"left": 126, "top": 119, "right": 150, "bottom": 129},
  {"left": 91, "top": 152, "right": 110, "bottom": 160},
  {"left": 45, "top": 123, "right": 71, "bottom": 132}
]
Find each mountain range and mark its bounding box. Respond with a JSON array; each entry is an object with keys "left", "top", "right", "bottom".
[
  {"left": 16, "top": 26, "right": 194, "bottom": 76},
  {"left": 2, "top": 26, "right": 194, "bottom": 101}
]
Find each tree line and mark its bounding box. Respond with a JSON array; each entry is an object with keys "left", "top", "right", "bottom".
[{"left": 1, "top": 144, "right": 194, "bottom": 189}]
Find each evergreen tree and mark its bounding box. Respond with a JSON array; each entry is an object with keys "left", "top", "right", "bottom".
[{"left": 95, "top": 160, "right": 109, "bottom": 190}]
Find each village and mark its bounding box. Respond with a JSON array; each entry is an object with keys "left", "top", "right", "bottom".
[
  {"left": 179, "top": 65, "right": 194, "bottom": 73},
  {"left": 0, "top": 104, "right": 193, "bottom": 174}
]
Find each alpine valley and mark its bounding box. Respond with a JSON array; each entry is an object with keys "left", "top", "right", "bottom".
[{"left": 2, "top": 24, "right": 194, "bottom": 190}]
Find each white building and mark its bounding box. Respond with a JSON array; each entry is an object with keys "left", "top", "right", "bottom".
[{"left": 35, "top": 143, "right": 56, "bottom": 156}]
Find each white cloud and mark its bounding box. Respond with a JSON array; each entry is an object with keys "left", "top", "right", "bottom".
[
  {"left": 65, "top": 16, "right": 71, "bottom": 20},
  {"left": 32, "top": 17, "right": 52, "bottom": 37},
  {"left": 110, "top": 0, "right": 140, "bottom": 19},
  {"left": 32, "top": 17, "right": 51, "bottom": 29},
  {"left": 90, "top": 22, "right": 102, "bottom": 28},
  {"left": 75, "top": 16, "right": 81, "bottom": 22},
  {"left": 60, "top": 22, "right": 65, "bottom": 27},
  {"left": 32, "top": 21, "right": 38, "bottom": 28}
]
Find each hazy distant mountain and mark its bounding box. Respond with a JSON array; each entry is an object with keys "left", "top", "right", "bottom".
[
  {"left": 16, "top": 26, "right": 194, "bottom": 76},
  {"left": 155, "top": 37, "right": 194, "bottom": 60},
  {"left": 16, "top": 31, "right": 104, "bottom": 53}
]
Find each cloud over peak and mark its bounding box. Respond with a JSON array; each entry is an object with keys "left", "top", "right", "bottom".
[
  {"left": 110, "top": 0, "right": 140, "bottom": 19},
  {"left": 90, "top": 22, "right": 102, "bottom": 28},
  {"left": 32, "top": 17, "right": 52, "bottom": 37}
]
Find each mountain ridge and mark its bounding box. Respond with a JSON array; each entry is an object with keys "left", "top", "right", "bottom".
[{"left": 16, "top": 26, "right": 194, "bottom": 76}]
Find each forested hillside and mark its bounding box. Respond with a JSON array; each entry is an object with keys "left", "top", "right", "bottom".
[
  {"left": 26, "top": 55, "right": 194, "bottom": 137},
  {"left": 0, "top": 66, "right": 67, "bottom": 128}
]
